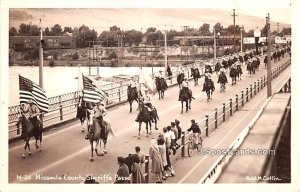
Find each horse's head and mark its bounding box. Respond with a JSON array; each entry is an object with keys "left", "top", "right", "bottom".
[{"left": 87, "top": 109, "right": 95, "bottom": 126}]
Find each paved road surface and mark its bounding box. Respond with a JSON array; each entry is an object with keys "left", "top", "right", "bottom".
[{"left": 8, "top": 56, "right": 290, "bottom": 183}]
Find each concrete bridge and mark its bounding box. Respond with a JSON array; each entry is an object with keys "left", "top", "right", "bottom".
[{"left": 8, "top": 55, "right": 291, "bottom": 184}]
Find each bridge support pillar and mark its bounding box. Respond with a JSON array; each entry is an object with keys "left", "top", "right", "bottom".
[
  {"left": 229, "top": 99, "right": 232, "bottom": 116},
  {"left": 215, "top": 108, "right": 218, "bottom": 129},
  {"left": 222, "top": 103, "right": 226, "bottom": 122},
  {"left": 241, "top": 91, "right": 244, "bottom": 106},
  {"left": 145, "top": 155, "right": 150, "bottom": 183},
  {"left": 181, "top": 131, "right": 186, "bottom": 157},
  {"left": 205, "top": 115, "right": 209, "bottom": 136}
]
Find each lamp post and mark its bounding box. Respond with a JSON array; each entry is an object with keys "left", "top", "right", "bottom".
[
  {"left": 266, "top": 13, "right": 272, "bottom": 98},
  {"left": 240, "top": 25, "right": 244, "bottom": 52},
  {"left": 214, "top": 28, "right": 221, "bottom": 59},
  {"left": 254, "top": 27, "right": 261, "bottom": 55}
]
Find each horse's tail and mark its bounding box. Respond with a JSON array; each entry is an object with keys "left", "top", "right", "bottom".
[{"left": 107, "top": 123, "right": 115, "bottom": 137}]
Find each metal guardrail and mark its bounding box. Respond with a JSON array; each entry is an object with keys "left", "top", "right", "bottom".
[
  {"left": 8, "top": 60, "right": 216, "bottom": 137},
  {"left": 9, "top": 57, "right": 291, "bottom": 183}
]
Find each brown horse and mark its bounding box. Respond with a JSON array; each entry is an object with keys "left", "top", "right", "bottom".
[
  {"left": 86, "top": 109, "right": 115, "bottom": 161},
  {"left": 16, "top": 112, "right": 42, "bottom": 158}
]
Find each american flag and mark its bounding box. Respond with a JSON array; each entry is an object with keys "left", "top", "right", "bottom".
[
  {"left": 82, "top": 75, "right": 108, "bottom": 104},
  {"left": 19, "top": 75, "right": 49, "bottom": 113}
]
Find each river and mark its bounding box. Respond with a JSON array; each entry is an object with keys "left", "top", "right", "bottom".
[{"left": 9, "top": 66, "right": 164, "bottom": 106}]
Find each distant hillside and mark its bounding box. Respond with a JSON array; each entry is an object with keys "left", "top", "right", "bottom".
[{"left": 9, "top": 8, "right": 291, "bottom": 33}]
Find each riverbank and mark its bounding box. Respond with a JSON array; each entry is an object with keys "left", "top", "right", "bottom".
[{"left": 9, "top": 58, "right": 199, "bottom": 67}]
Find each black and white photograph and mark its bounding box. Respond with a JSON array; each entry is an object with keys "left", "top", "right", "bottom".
[{"left": 0, "top": 0, "right": 299, "bottom": 191}]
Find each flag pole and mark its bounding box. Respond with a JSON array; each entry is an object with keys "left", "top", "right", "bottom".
[{"left": 39, "top": 19, "right": 43, "bottom": 89}]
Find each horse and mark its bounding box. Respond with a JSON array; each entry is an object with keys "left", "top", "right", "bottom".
[
  {"left": 236, "top": 65, "right": 243, "bottom": 80},
  {"left": 202, "top": 79, "right": 215, "bottom": 102},
  {"left": 217, "top": 73, "right": 228, "bottom": 93},
  {"left": 155, "top": 77, "right": 168, "bottom": 100},
  {"left": 229, "top": 67, "right": 237, "bottom": 85},
  {"left": 177, "top": 72, "right": 185, "bottom": 89},
  {"left": 179, "top": 87, "right": 192, "bottom": 113},
  {"left": 127, "top": 86, "right": 139, "bottom": 113},
  {"left": 86, "top": 109, "right": 115, "bottom": 161},
  {"left": 136, "top": 103, "right": 159, "bottom": 139},
  {"left": 16, "top": 112, "right": 42, "bottom": 158},
  {"left": 76, "top": 96, "right": 86, "bottom": 132},
  {"left": 191, "top": 67, "right": 200, "bottom": 86}
]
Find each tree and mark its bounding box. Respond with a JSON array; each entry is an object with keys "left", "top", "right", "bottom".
[
  {"left": 110, "top": 25, "right": 120, "bottom": 32},
  {"left": 63, "top": 26, "right": 73, "bottom": 33},
  {"left": 44, "top": 27, "right": 51, "bottom": 36},
  {"left": 213, "top": 23, "right": 224, "bottom": 35},
  {"left": 199, "top": 23, "right": 211, "bottom": 36},
  {"left": 28, "top": 25, "right": 39, "bottom": 36},
  {"left": 50, "top": 24, "right": 63, "bottom": 36},
  {"left": 18, "top": 23, "right": 31, "bottom": 35},
  {"left": 9, "top": 27, "right": 17, "bottom": 36},
  {"left": 75, "top": 25, "right": 98, "bottom": 47}
]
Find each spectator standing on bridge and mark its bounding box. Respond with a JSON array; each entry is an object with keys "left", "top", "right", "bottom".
[
  {"left": 157, "top": 134, "right": 168, "bottom": 180},
  {"left": 174, "top": 119, "right": 182, "bottom": 141},
  {"left": 131, "top": 154, "right": 145, "bottom": 183},
  {"left": 167, "top": 63, "right": 173, "bottom": 80},
  {"left": 162, "top": 128, "right": 176, "bottom": 177},
  {"left": 135, "top": 146, "right": 145, "bottom": 164},
  {"left": 149, "top": 138, "right": 164, "bottom": 183},
  {"left": 114, "top": 156, "right": 130, "bottom": 184},
  {"left": 167, "top": 126, "right": 177, "bottom": 155}
]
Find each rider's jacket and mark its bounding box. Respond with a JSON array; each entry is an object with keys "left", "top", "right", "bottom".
[
  {"left": 24, "top": 104, "right": 40, "bottom": 118},
  {"left": 130, "top": 80, "right": 138, "bottom": 88},
  {"left": 93, "top": 105, "right": 107, "bottom": 118},
  {"left": 144, "top": 93, "right": 151, "bottom": 104},
  {"left": 182, "top": 81, "right": 188, "bottom": 88}
]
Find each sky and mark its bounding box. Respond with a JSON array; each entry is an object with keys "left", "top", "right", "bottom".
[{"left": 4, "top": 0, "right": 292, "bottom": 33}]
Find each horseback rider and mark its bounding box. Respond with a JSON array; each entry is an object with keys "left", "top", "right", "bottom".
[
  {"left": 178, "top": 77, "right": 192, "bottom": 101},
  {"left": 135, "top": 90, "right": 157, "bottom": 124},
  {"left": 202, "top": 73, "right": 215, "bottom": 92},
  {"left": 217, "top": 68, "right": 228, "bottom": 92},
  {"left": 187, "top": 119, "right": 201, "bottom": 145},
  {"left": 85, "top": 100, "right": 108, "bottom": 140},
  {"left": 22, "top": 99, "right": 42, "bottom": 131},
  {"left": 205, "top": 63, "right": 213, "bottom": 74},
  {"left": 167, "top": 63, "right": 173, "bottom": 79},
  {"left": 128, "top": 77, "right": 139, "bottom": 100},
  {"left": 158, "top": 70, "right": 168, "bottom": 89}
]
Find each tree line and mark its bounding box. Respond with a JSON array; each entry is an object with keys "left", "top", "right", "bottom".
[{"left": 9, "top": 22, "right": 291, "bottom": 48}]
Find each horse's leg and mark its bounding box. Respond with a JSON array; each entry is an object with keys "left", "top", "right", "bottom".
[
  {"left": 181, "top": 101, "right": 183, "bottom": 113},
  {"left": 22, "top": 138, "right": 29, "bottom": 158},
  {"left": 138, "top": 122, "right": 141, "bottom": 139},
  {"left": 96, "top": 140, "right": 104, "bottom": 156},
  {"left": 90, "top": 141, "right": 94, "bottom": 161},
  {"left": 35, "top": 139, "right": 39, "bottom": 149},
  {"left": 81, "top": 119, "right": 85, "bottom": 132},
  {"left": 186, "top": 100, "right": 188, "bottom": 112},
  {"left": 27, "top": 138, "right": 32, "bottom": 156},
  {"left": 129, "top": 101, "right": 132, "bottom": 113},
  {"left": 146, "top": 122, "right": 149, "bottom": 135},
  {"left": 103, "top": 139, "right": 108, "bottom": 154}
]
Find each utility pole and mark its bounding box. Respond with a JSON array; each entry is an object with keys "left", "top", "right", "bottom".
[
  {"left": 231, "top": 9, "right": 237, "bottom": 51},
  {"left": 267, "top": 13, "right": 272, "bottom": 98},
  {"left": 277, "top": 22, "right": 280, "bottom": 35},
  {"left": 39, "top": 19, "right": 43, "bottom": 89},
  {"left": 182, "top": 26, "right": 189, "bottom": 62},
  {"left": 214, "top": 27, "right": 216, "bottom": 59},
  {"left": 164, "top": 30, "right": 168, "bottom": 77}
]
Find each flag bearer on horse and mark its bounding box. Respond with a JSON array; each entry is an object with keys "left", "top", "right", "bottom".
[
  {"left": 85, "top": 100, "right": 108, "bottom": 140},
  {"left": 22, "top": 99, "right": 42, "bottom": 132}
]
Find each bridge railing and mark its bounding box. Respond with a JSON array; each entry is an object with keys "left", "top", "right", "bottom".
[
  {"left": 8, "top": 60, "right": 216, "bottom": 140},
  {"left": 138, "top": 58, "right": 290, "bottom": 183}
]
